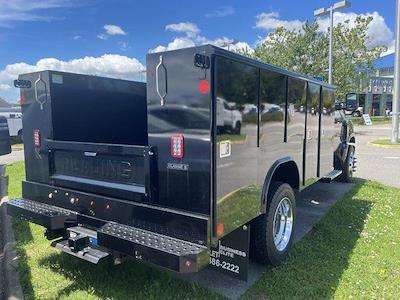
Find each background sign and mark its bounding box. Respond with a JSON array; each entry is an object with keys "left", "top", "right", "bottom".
[{"left": 362, "top": 114, "right": 372, "bottom": 125}]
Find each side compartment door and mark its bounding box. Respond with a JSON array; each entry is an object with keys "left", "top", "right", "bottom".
[
  {"left": 319, "top": 87, "right": 336, "bottom": 176},
  {"left": 305, "top": 83, "right": 320, "bottom": 183},
  {"left": 287, "top": 78, "right": 306, "bottom": 185}
]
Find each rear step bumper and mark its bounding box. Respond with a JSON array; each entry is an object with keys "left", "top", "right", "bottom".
[
  {"left": 7, "top": 198, "right": 209, "bottom": 273},
  {"left": 6, "top": 198, "right": 77, "bottom": 230},
  {"left": 98, "top": 222, "right": 208, "bottom": 273}
]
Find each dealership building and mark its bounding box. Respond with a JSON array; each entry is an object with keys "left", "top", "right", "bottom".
[{"left": 358, "top": 54, "right": 394, "bottom": 116}]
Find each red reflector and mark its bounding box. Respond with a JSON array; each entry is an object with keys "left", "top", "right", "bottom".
[
  {"left": 19, "top": 95, "right": 26, "bottom": 105},
  {"left": 199, "top": 79, "right": 209, "bottom": 94},
  {"left": 171, "top": 134, "right": 184, "bottom": 158},
  {"left": 217, "top": 223, "right": 224, "bottom": 237},
  {"left": 33, "top": 129, "right": 41, "bottom": 147}
]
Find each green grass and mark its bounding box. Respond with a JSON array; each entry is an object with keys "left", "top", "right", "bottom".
[
  {"left": 370, "top": 139, "right": 400, "bottom": 147},
  {"left": 7, "top": 162, "right": 400, "bottom": 299}
]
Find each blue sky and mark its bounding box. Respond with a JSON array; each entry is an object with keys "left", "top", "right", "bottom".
[{"left": 0, "top": 0, "right": 396, "bottom": 102}]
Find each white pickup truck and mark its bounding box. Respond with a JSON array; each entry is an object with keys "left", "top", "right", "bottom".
[
  {"left": 216, "top": 97, "right": 242, "bottom": 134},
  {"left": 0, "top": 112, "right": 23, "bottom": 140}
]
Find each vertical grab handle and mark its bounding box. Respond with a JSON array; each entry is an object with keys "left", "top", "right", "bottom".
[
  {"left": 155, "top": 55, "right": 167, "bottom": 106},
  {"left": 34, "top": 74, "right": 47, "bottom": 110}
]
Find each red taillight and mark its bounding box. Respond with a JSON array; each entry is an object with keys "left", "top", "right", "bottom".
[
  {"left": 171, "top": 134, "right": 184, "bottom": 158},
  {"left": 33, "top": 129, "right": 41, "bottom": 147},
  {"left": 19, "top": 95, "right": 26, "bottom": 105},
  {"left": 199, "top": 79, "right": 209, "bottom": 94}
]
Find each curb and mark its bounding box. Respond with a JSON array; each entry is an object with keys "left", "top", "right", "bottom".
[
  {"left": 0, "top": 164, "right": 24, "bottom": 300},
  {"left": 367, "top": 141, "right": 400, "bottom": 149},
  {"left": 0, "top": 197, "right": 24, "bottom": 300}
]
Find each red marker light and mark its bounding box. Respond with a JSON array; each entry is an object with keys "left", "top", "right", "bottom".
[
  {"left": 171, "top": 134, "right": 184, "bottom": 158},
  {"left": 199, "top": 79, "right": 209, "bottom": 94},
  {"left": 19, "top": 95, "right": 26, "bottom": 105},
  {"left": 217, "top": 223, "right": 224, "bottom": 237},
  {"left": 33, "top": 129, "right": 41, "bottom": 147}
]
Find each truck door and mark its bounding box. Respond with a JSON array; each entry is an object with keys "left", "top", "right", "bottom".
[{"left": 305, "top": 83, "right": 320, "bottom": 183}]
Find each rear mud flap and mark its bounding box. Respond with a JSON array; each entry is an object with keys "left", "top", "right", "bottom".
[{"left": 209, "top": 225, "right": 250, "bottom": 281}]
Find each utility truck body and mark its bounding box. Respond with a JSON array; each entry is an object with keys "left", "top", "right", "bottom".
[{"left": 8, "top": 45, "right": 355, "bottom": 280}]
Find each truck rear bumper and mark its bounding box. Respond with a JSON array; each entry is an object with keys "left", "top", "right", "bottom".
[{"left": 7, "top": 198, "right": 209, "bottom": 273}]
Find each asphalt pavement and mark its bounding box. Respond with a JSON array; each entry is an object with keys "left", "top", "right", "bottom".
[
  {"left": 0, "top": 149, "right": 24, "bottom": 166},
  {"left": 353, "top": 125, "right": 400, "bottom": 188}
]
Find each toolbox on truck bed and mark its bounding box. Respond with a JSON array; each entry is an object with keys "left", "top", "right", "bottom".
[{"left": 9, "top": 45, "right": 354, "bottom": 281}]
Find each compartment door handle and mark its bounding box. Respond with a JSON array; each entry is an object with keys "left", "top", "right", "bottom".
[
  {"left": 34, "top": 74, "right": 47, "bottom": 110},
  {"left": 155, "top": 55, "right": 168, "bottom": 106}
]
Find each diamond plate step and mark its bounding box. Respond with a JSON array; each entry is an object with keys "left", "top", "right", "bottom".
[
  {"left": 98, "top": 222, "right": 208, "bottom": 273},
  {"left": 6, "top": 199, "right": 76, "bottom": 230}
]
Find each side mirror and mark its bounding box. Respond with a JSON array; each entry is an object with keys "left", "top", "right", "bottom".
[{"left": 335, "top": 102, "right": 344, "bottom": 110}]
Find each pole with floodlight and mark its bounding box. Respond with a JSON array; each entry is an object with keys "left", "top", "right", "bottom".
[{"left": 314, "top": 1, "right": 351, "bottom": 85}]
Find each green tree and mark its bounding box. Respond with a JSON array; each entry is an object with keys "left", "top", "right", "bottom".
[{"left": 249, "top": 16, "right": 387, "bottom": 100}]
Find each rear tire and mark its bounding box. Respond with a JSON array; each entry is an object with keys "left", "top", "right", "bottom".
[
  {"left": 338, "top": 146, "right": 355, "bottom": 183},
  {"left": 17, "top": 130, "right": 23, "bottom": 143},
  {"left": 233, "top": 121, "right": 241, "bottom": 135},
  {"left": 250, "top": 182, "right": 296, "bottom": 266}
]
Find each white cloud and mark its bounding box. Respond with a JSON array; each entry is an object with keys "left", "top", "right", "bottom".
[
  {"left": 150, "top": 36, "right": 252, "bottom": 53},
  {"left": 205, "top": 6, "right": 235, "bottom": 18},
  {"left": 0, "top": 54, "right": 146, "bottom": 102},
  {"left": 103, "top": 24, "right": 127, "bottom": 36},
  {"left": 97, "top": 34, "right": 108, "bottom": 40},
  {"left": 73, "top": 35, "right": 81, "bottom": 40},
  {"left": 150, "top": 37, "right": 196, "bottom": 53},
  {"left": 0, "top": 84, "right": 11, "bottom": 91},
  {"left": 317, "top": 11, "right": 393, "bottom": 50},
  {"left": 0, "top": 0, "right": 77, "bottom": 26},
  {"left": 255, "top": 12, "right": 304, "bottom": 32},
  {"left": 165, "top": 22, "right": 200, "bottom": 35},
  {"left": 118, "top": 41, "right": 129, "bottom": 51}
]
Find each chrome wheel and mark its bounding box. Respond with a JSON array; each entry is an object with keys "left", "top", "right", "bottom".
[{"left": 273, "top": 197, "right": 293, "bottom": 252}]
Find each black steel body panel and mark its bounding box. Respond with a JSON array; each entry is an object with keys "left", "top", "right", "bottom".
[
  {"left": 146, "top": 46, "right": 213, "bottom": 215},
  {"left": 209, "top": 45, "right": 340, "bottom": 238},
  {"left": 46, "top": 139, "right": 153, "bottom": 201}
]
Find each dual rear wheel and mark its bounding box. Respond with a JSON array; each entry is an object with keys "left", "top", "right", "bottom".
[{"left": 250, "top": 182, "right": 296, "bottom": 266}]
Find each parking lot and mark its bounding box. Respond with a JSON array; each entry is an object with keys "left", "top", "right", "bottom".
[{"left": 354, "top": 125, "right": 400, "bottom": 188}]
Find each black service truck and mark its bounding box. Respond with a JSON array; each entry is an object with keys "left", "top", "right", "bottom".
[{"left": 8, "top": 45, "right": 355, "bottom": 280}]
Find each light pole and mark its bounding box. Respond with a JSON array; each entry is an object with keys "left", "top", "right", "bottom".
[
  {"left": 314, "top": 1, "right": 351, "bottom": 85},
  {"left": 219, "top": 39, "right": 239, "bottom": 51},
  {"left": 392, "top": 0, "right": 400, "bottom": 143}
]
